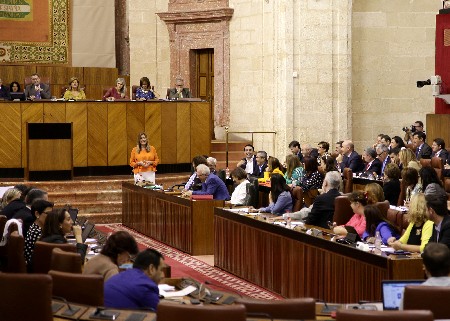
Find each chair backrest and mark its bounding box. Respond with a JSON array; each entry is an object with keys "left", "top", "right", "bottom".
[
  {"left": 0, "top": 215, "right": 7, "bottom": 237},
  {"left": 236, "top": 297, "right": 315, "bottom": 320},
  {"left": 0, "top": 273, "right": 53, "bottom": 321},
  {"left": 48, "top": 270, "right": 104, "bottom": 306},
  {"left": 303, "top": 189, "right": 319, "bottom": 207},
  {"left": 5, "top": 232, "right": 26, "bottom": 273},
  {"left": 336, "top": 309, "right": 433, "bottom": 321},
  {"left": 32, "top": 241, "right": 77, "bottom": 274},
  {"left": 431, "top": 156, "right": 444, "bottom": 182},
  {"left": 51, "top": 247, "right": 82, "bottom": 273},
  {"left": 132, "top": 85, "right": 139, "bottom": 100},
  {"left": 397, "top": 178, "right": 407, "bottom": 206},
  {"left": 244, "top": 180, "right": 259, "bottom": 208},
  {"left": 157, "top": 302, "right": 247, "bottom": 321},
  {"left": 374, "top": 200, "right": 390, "bottom": 218},
  {"left": 343, "top": 168, "right": 353, "bottom": 193},
  {"left": 333, "top": 195, "right": 354, "bottom": 226},
  {"left": 290, "top": 186, "right": 304, "bottom": 212},
  {"left": 24, "top": 76, "right": 50, "bottom": 87},
  {"left": 404, "top": 285, "right": 450, "bottom": 319},
  {"left": 419, "top": 158, "right": 431, "bottom": 168},
  {"left": 386, "top": 209, "right": 407, "bottom": 234}
]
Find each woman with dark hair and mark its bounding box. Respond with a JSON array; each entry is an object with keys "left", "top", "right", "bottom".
[
  {"left": 130, "top": 132, "right": 159, "bottom": 184},
  {"left": 83, "top": 231, "right": 139, "bottom": 281},
  {"left": 9, "top": 81, "right": 20, "bottom": 93},
  {"left": 319, "top": 155, "right": 338, "bottom": 174},
  {"left": 333, "top": 190, "right": 371, "bottom": 238},
  {"left": 229, "top": 167, "right": 250, "bottom": 205},
  {"left": 390, "top": 136, "right": 405, "bottom": 149},
  {"left": 298, "top": 156, "right": 323, "bottom": 191},
  {"left": 135, "top": 77, "right": 159, "bottom": 101},
  {"left": 184, "top": 155, "right": 208, "bottom": 190},
  {"left": 257, "top": 174, "right": 292, "bottom": 215},
  {"left": 402, "top": 167, "right": 422, "bottom": 203},
  {"left": 383, "top": 163, "right": 401, "bottom": 205},
  {"left": 419, "top": 166, "right": 445, "bottom": 195},
  {"left": 362, "top": 205, "right": 400, "bottom": 245},
  {"left": 317, "top": 141, "right": 330, "bottom": 163}
]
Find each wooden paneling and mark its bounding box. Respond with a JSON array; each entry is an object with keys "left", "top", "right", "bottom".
[
  {"left": 0, "top": 65, "right": 36, "bottom": 89},
  {"left": 66, "top": 103, "right": 88, "bottom": 167},
  {"left": 21, "top": 102, "right": 43, "bottom": 166},
  {"left": 126, "top": 102, "right": 145, "bottom": 164},
  {"left": 83, "top": 67, "right": 117, "bottom": 85},
  {"left": 160, "top": 103, "right": 177, "bottom": 164},
  {"left": 145, "top": 103, "right": 162, "bottom": 162},
  {"left": 87, "top": 103, "right": 108, "bottom": 166},
  {"left": 28, "top": 140, "right": 72, "bottom": 170},
  {"left": 177, "top": 103, "right": 191, "bottom": 163},
  {"left": 426, "top": 114, "right": 450, "bottom": 144},
  {"left": 107, "top": 103, "right": 127, "bottom": 166},
  {"left": 0, "top": 102, "right": 22, "bottom": 167},
  {"left": 191, "top": 102, "right": 211, "bottom": 158},
  {"left": 43, "top": 102, "right": 66, "bottom": 123}
]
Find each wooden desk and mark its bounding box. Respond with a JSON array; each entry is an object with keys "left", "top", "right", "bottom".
[
  {"left": 214, "top": 208, "right": 424, "bottom": 303},
  {"left": 122, "top": 182, "right": 224, "bottom": 255}
]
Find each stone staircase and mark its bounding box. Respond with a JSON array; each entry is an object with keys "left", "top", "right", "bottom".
[
  {"left": 210, "top": 140, "right": 252, "bottom": 170},
  {"left": 0, "top": 174, "right": 190, "bottom": 224}
]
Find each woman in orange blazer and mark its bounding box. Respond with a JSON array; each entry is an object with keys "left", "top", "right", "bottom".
[{"left": 130, "top": 132, "right": 159, "bottom": 184}]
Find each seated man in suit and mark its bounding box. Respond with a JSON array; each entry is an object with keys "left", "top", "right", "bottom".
[
  {"left": 168, "top": 77, "right": 191, "bottom": 99},
  {"left": 413, "top": 131, "right": 432, "bottom": 160},
  {"left": 420, "top": 243, "right": 450, "bottom": 286},
  {"left": 104, "top": 248, "right": 165, "bottom": 310},
  {"left": 184, "top": 164, "right": 230, "bottom": 200},
  {"left": 303, "top": 171, "right": 342, "bottom": 229},
  {"left": 0, "top": 78, "right": 10, "bottom": 100},
  {"left": 301, "top": 143, "right": 319, "bottom": 160},
  {"left": 339, "top": 140, "right": 364, "bottom": 173},
  {"left": 237, "top": 144, "right": 258, "bottom": 176},
  {"left": 426, "top": 193, "right": 450, "bottom": 249},
  {"left": 360, "top": 147, "right": 382, "bottom": 177},
  {"left": 289, "top": 140, "right": 303, "bottom": 162},
  {"left": 375, "top": 144, "right": 391, "bottom": 176},
  {"left": 431, "top": 138, "right": 449, "bottom": 161},
  {"left": 254, "top": 150, "right": 268, "bottom": 178},
  {"left": 25, "top": 73, "right": 51, "bottom": 100}
]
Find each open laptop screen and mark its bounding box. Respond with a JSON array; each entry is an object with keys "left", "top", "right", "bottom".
[
  {"left": 81, "top": 222, "right": 95, "bottom": 243},
  {"left": 382, "top": 280, "right": 424, "bottom": 310},
  {"left": 10, "top": 92, "right": 26, "bottom": 101}
]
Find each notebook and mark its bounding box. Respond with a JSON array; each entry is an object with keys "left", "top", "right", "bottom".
[{"left": 381, "top": 280, "right": 424, "bottom": 310}]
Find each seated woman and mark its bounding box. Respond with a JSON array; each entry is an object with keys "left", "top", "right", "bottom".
[
  {"left": 103, "top": 78, "right": 129, "bottom": 101},
  {"left": 402, "top": 167, "right": 422, "bottom": 204},
  {"left": 40, "top": 208, "right": 88, "bottom": 260},
  {"left": 399, "top": 148, "right": 421, "bottom": 171},
  {"left": 258, "top": 156, "right": 283, "bottom": 183},
  {"left": 9, "top": 81, "right": 21, "bottom": 93},
  {"left": 257, "top": 174, "right": 292, "bottom": 215},
  {"left": 383, "top": 163, "right": 401, "bottom": 205},
  {"left": 364, "top": 183, "right": 385, "bottom": 204},
  {"left": 284, "top": 154, "right": 304, "bottom": 186},
  {"left": 135, "top": 77, "right": 159, "bottom": 101},
  {"left": 229, "top": 167, "right": 250, "bottom": 206},
  {"left": 83, "top": 231, "right": 138, "bottom": 281},
  {"left": 317, "top": 141, "right": 331, "bottom": 163},
  {"left": 362, "top": 205, "right": 400, "bottom": 245},
  {"left": 420, "top": 166, "right": 445, "bottom": 196},
  {"left": 388, "top": 193, "right": 433, "bottom": 252},
  {"left": 333, "top": 191, "right": 370, "bottom": 238},
  {"left": 390, "top": 136, "right": 405, "bottom": 150},
  {"left": 298, "top": 156, "right": 323, "bottom": 192},
  {"left": 63, "top": 77, "right": 86, "bottom": 100},
  {"left": 319, "top": 155, "right": 339, "bottom": 175}
]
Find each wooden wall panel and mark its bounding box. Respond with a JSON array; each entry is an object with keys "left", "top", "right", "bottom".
[
  {"left": 145, "top": 103, "right": 162, "bottom": 163},
  {"left": 21, "top": 103, "right": 43, "bottom": 167},
  {"left": 84, "top": 67, "right": 118, "bottom": 85},
  {"left": 160, "top": 103, "right": 177, "bottom": 164},
  {"left": 87, "top": 102, "right": 108, "bottom": 166},
  {"left": 107, "top": 103, "right": 127, "bottom": 166},
  {"left": 66, "top": 103, "right": 88, "bottom": 167},
  {"left": 426, "top": 114, "right": 450, "bottom": 144},
  {"left": 43, "top": 103, "right": 66, "bottom": 123},
  {"left": 126, "top": 102, "right": 145, "bottom": 161},
  {"left": 0, "top": 65, "right": 36, "bottom": 88},
  {"left": 176, "top": 103, "right": 191, "bottom": 163},
  {"left": 190, "top": 102, "right": 211, "bottom": 158},
  {"left": 28, "top": 140, "right": 72, "bottom": 171},
  {"left": 0, "top": 103, "right": 22, "bottom": 167}
]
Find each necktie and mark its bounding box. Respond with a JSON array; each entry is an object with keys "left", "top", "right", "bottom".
[{"left": 35, "top": 86, "right": 41, "bottom": 99}]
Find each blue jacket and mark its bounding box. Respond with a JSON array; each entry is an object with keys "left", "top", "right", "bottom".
[
  {"left": 259, "top": 190, "right": 293, "bottom": 215},
  {"left": 104, "top": 268, "right": 159, "bottom": 310},
  {"left": 363, "top": 221, "right": 399, "bottom": 245},
  {"left": 192, "top": 174, "right": 230, "bottom": 200}
]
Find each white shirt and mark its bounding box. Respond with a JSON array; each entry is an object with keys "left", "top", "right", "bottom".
[
  {"left": 245, "top": 157, "right": 254, "bottom": 174},
  {"left": 230, "top": 180, "right": 250, "bottom": 205}
]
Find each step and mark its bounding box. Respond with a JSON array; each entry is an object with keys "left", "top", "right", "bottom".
[
  {"left": 48, "top": 190, "right": 122, "bottom": 203},
  {"left": 210, "top": 141, "right": 252, "bottom": 152},
  {"left": 79, "top": 212, "right": 122, "bottom": 224},
  {"left": 57, "top": 201, "right": 122, "bottom": 214},
  {"left": 210, "top": 151, "right": 244, "bottom": 162}
]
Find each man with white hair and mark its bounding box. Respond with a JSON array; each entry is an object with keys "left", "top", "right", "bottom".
[
  {"left": 184, "top": 164, "right": 230, "bottom": 200},
  {"left": 301, "top": 143, "right": 319, "bottom": 160},
  {"left": 303, "top": 171, "right": 342, "bottom": 229}
]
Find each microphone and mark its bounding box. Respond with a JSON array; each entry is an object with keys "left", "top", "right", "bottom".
[
  {"left": 315, "top": 299, "right": 341, "bottom": 314},
  {"left": 53, "top": 296, "right": 81, "bottom": 316}
]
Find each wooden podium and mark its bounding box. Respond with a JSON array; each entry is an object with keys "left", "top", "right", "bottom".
[{"left": 26, "top": 123, "right": 73, "bottom": 181}]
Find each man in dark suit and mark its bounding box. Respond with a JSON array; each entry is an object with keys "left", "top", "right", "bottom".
[
  {"left": 289, "top": 140, "right": 303, "bottom": 162},
  {"left": 303, "top": 171, "right": 342, "bottom": 229},
  {"left": 376, "top": 144, "right": 391, "bottom": 176},
  {"left": 413, "top": 131, "right": 432, "bottom": 160},
  {"left": 339, "top": 140, "right": 364, "bottom": 173},
  {"left": 361, "top": 147, "right": 382, "bottom": 177},
  {"left": 188, "top": 164, "right": 230, "bottom": 200},
  {"left": 167, "top": 77, "right": 192, "bottom": 99},
  {"left": 431, "top": 138, "right": 449, "bottom": 161},
  {"left": 237, "top": 144, "right": 258, "bottom": 176},
  {"left": 253, "top": 150, "right": 268, "bottom": 178},
  {"left": 25, "top": 73, "right": 51, "bottom": 100},
  {"left": 0, "top": 78, "right": 10, "bottom": 100},
  {"left": 427, "top": 193, "right": 450, "bottom": 249}
]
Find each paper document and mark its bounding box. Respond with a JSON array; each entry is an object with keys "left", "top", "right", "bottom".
[
  {"left": 227, "top": 208, "right": 250, "bottom": 213},
  {"left": 159, "top": 285, "right": 197, "bottom": 298}
]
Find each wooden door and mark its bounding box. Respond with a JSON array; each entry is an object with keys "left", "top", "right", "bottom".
[{"left": 195, "top": 49, "right": 214, "bottom": 139}]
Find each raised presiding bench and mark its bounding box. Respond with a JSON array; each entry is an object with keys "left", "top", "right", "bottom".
[
  {"left": 214, "top": 208, "right": 424, "bottom": 303},
  {"left": 122, "top": 182, "right": 224, "bottom": 255}
]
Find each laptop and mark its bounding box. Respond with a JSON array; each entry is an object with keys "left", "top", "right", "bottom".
[
  {"left": 381, "top": 280, "right": 424, "bottom": 310},
  {"left": 10, "top": 92, "right": 26, "bottom": 101},
  {"left": 81, "top": 222, "right": 95, "bottom": 243}
]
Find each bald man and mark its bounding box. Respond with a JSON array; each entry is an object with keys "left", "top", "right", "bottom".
[{"left": 339, "top": 140, "right": 364, "bottom": 173}]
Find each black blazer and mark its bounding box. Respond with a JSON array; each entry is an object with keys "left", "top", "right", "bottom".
[
  {"left": 431, "top": 215, "right": 450, "bottom": 249},
  {"left": 432, "top": 149, "right": 449, "bottom": 163},
  {"left": 252, "top": 162, "right": 268, "bottom": 178},
  {"left": 0, "top": 86, "right": 10, "bottom": 100},
  {"left": 361, "top": 158, "right": 382, "bottom": 176},
  {"left": 383, "top": 180, "right": 401, "bottom": 205},
  {"left": 340, "top": 151, "right": 364, "bottom": 173},
  {"left": 304, "top": 188, "right": 341, "bottom": 229},
  {"left": 239, "top": 156, "right": 259, "bottom": 176},
  {"left": 416, "top": 143, "right": 432, "bottom": 160}
]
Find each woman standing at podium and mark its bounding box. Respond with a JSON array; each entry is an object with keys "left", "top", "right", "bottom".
[{"left": 130, "top": 132, "right": 159, "bottom": 184}]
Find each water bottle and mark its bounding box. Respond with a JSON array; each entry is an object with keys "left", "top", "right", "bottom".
[{"left": 374, "top": 231, "right": 382, "bottom": 255}]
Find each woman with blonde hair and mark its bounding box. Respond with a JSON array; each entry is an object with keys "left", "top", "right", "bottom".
[
  {"left": 364, "top": 183, "right": 385, "bottom": 204},
  {"left": 130, "top": 132, "right": 159, "bottom": 184},
  {"left": 284, "top": 154, "right": 304, "bottom": 186},
  {"left": 1, "top": 188, "right": 21, "bottom": 210},
  {"left": 399, "top": 148, "right": 420, "bottom": 171},
  {"left": 387, "top": 193, "right": 433, "bottom": 252},
  {"left": 103, "top": 78, "right": 128, "bottom": 101},
  {"left": 63, "top": 77, "right": 86, "bottom": 100},
  {"left": 259, "top": 156, "right": 283, "bottom": 182}
]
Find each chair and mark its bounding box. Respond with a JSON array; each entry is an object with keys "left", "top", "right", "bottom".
[
  {"left": 342, "top": 168, "right": 353, "bottom": 193},
  {"left": 5, "top": 232, "right": 26, "bottom": 273},
  {"left": 48, "top": 270, "right": 104, "bottom": 306},
  {"left": 397, "top": 178, "right": 407, "bottom": 206},
  {"left": 0, "top": 273, "right": 53, "bottom": 321},
  {"left": 335, "top": 309, "right": 433, "bottom": 321},
  {"left": 431, "top": 156, "right": 444, "bottom": 182},
  {"left": 156, "top": 301, "right": 246, "bottom": 321},
  {"left": 132, "top": 85, "right": 139, "bottom": 100},
  {"left": 303, "top": 189, "right": 319, "bottom": 207},
  {"left": 419, "top": 158, "right": 431, "bottom": 168},
  {"left": 32, "top": 241, "right": 77, "bottom": 274},
  {"left": 333, "top": 195, "right": 354, "bottom": 225},
  {"left": 236, "top": 297, "right": 316, "bottom": 320},
  {"left": 291, "top": 186, "right": 304, "bottom": 212},
  {"left": 244, "top": 179, "right": 259, "bottom": 208},
  {"left": 50, "top": 247, "right": 82, "bottom": 273},
  {"left": 403, "top": 285, "right": 450, "bottom": 319},
  {"left": 374, "top": 200, "right": 390, "bottom": 218}
]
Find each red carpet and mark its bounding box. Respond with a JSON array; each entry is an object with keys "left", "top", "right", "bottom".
[{"left": 96, "top": 224, "right": 283, "bottom": 300}]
